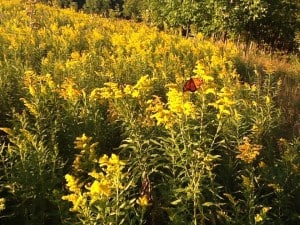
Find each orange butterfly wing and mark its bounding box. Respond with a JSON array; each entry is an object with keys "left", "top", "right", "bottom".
[
  {"left": 192, "top": 78, "right": 204, "bottom": 89},
  {"left": 183, "top": 78, "right": 203, "bottom": 92}
]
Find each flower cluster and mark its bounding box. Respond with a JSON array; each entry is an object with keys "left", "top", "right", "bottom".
[
  {"left": 63, "top": 134, "right": 126, "bottom": 215},
  {"left": 236, "top": 137, "right": 263, "bottom": 163},
  {"left": 209, "top": 86, "right": 236, "bottom": 119}
]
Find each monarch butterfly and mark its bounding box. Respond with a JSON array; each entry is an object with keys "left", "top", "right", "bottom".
[{"left": 183, "top": 77, "right": 204, "bottom": 92}]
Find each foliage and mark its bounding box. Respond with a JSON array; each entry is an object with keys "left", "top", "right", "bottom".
[
  {"left": 0, "top": 1, "right": 299, "bottom": 225},
  {"left": 58, "top": 0, "right": 300, "bottom": 51}
]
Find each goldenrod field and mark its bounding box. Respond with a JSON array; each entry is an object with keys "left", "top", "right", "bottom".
[{"left": 0, "top": 1, "right": 299, "bottom": 225}]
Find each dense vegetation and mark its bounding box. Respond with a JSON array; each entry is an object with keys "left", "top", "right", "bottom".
[
  {"left": 0, "top": 0, "right": 299, "bottom": 225},
  {"left": 43, "top": 0, "right": 300, "bottom": 51}
]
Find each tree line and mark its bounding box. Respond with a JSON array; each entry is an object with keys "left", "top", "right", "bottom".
[{"left": 41, "top": 0, "right": 299, "bottom": 51}]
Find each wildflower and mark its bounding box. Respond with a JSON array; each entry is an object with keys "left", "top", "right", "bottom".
[
  {"left": 204, "top": 88, "right": 216, "bottom": 95},
  {"left": 62, "top": 193, "right": 81, "bottom": 211},
  {"left": 241, "top": 175, "right": 254, "bottom": 189},
  {"left": 167, "top": 87, "right": 195, "bottom": 117},
  {"left": 21, "top": 98, "right": 38, "bottom": 116},
  {"left": 209, "top": 87, "right": 236, "bottom": 119},
  {"left": 124, "top": 84, "right": 134, "bottom": 96},
  {"left": 268, "top": 183, "right": 283, "bottom": 193},
  {"left": 89, "top": 180, "right": 111, "bottom": 197},
  {"left": 70, "top": 51, "right": 81, "bottom": 60},
  {"left": 109, "top": 154, "right": 125, "bottom": 166},
  {"left": 29, "top": 85, "right": 36, "bottom": 96},
  {"left": 255, "top": 214, "right": 263, "bottom": 223},
  {"left": 262, "top": 207, "right": 271, "bottom": 214},
  {"left": 99, "top": 153, "right": 124, "bottom": 167},
  {"left": 74, "top": 134, "right": 92, "bottom": 150},
  {"left": 236, "top": 137, "right": 262, "bottom": 163},
  {"left": 193, "top": 62, "right": 214, "bottom": 82},
  {"left": 150, "top": 109, "right": 174, "bottom": 129},
  {"left": 147, "top": 96, "right": 175, "bottom": 129},
  {"left": 58, "top": 78, "right": 81, "bottom": 104},
  {"left": 98, "top": 154, "right": 125, "bottom": 189},
  {"left": 103, "top": 82, "right": 123, "bottom": 99},
  {"left": 64, "top": 174, "right": 81, "bottom": 193},
  {"left": 137, "top": 195, "right": 150, "bottom": 207},
  {"left": 134, "top": 75, "right": 151, "bottom": 91},
  {"left": 265, "top": 96, "right": 271, "bottom": 104},
  {"left": 255, "top": 207, "right": 271, "bottom": 224},
  {"left": 0, "top": 198, "right": 5, "bottom": 212},
  {"left": 259, "top": 161, "right": 266, "bottom": 168},
  {"left": 88, "top": 170, "right": 105, "bottom": 180},
  {"left": 251, "top": 124, "right": 259, "bottom": 133}
]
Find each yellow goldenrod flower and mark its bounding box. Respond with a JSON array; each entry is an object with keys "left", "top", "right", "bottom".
[
  {"left": 109, "top": 153, "right": 125, "bottom": 166},
  {"left": 265, "top": 96, "right": 271, "bottom": 104},
  {"left": 71, "top": 51, "right": 81, "bottom": 60},
  {"left": 137, "top": 195, "right": 149, "bottom": 207},
  {"left": 99, "top": 154, "right": 109, "bottom": 165},
  {"left": 29, "top": 85, "right": 36, "bottom": 96},
  {"left": 267, "top": 183, "right": 283, "bottom": 193},
  {"left": 74, "top": 134, "right": 92, "bottom": 150},
  {"left": 241, "top": 175, "right": 253, "bottom": 189},
  {"left": 21, "top": 99, "right": 38, "bottom": 116},
  {"left": 193, "top": 62, "right": 214, "bottom": 82},
  {"left": 65, "top": 174, "right": 81, "bottom": 193},
  {"left": 58, "top": 78, "right": 81, "bottom": 103},
  {"left": 88, "top": 170, "right": 105, "bottom": 180},
  {"left": 259, "top": 161, "right": 266, "bottom": 168},
  {"left": 236, "top": 138, "right": 262, "bottom": 163},
  {"left": 167, "top": 87, "right": 195, "bottom": 117},
  {"left": 251, "top": 85, "right": 257, "bottom": 92},
  {"left": 205, "top": 88, "right": 216, "bottom": 95},
  {"left": 255, "top": 214, "right": 263, "bottom": 223},
  {"left": 89, "top": 180, "right": 111, "bottom": 197},
  {"left": 0, "top": 198, "right": 5, "bottom": 212},
  {"left": 73, "top": 195, "right": 86, "bottom": 211},
  {"left": 262, "top": 207, "right": 271, "bottom": 214},
  {"left": 124, "top": 84, "right": 134, "bottom": 96}
]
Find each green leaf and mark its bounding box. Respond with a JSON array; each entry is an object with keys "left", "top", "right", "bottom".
[
  {"left": 170, "top": 199, "right": 182, "bottom": 205},
  {"left": 202, "top": 202, "right": 215, "bottom": 207}
]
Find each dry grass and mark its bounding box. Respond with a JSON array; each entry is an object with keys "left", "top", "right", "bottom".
[{"left": 236, "top": 41, "right": 300, "bottom": 133}]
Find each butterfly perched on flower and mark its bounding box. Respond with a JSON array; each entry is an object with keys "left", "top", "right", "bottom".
[{"left": 183, "top": 77, "right": 204, "bottom": 92}]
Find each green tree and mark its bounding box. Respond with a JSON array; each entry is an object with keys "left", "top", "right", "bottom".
[
  {"left": 83, "top": 0, "right": 111, "bottom": 15},
  {"left": 122, "top": 0, "right": 145, "bottom": 20}
]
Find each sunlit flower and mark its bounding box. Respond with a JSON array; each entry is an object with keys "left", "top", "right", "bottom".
[
  {"left": 58, "top": 78, "right": 82, "bottom": 104},
  {"left": 254, "top": 206, "right": 271, "bottom": 224},
  {"left": 193, "top": 62, "right": 214, "bottom": 82},
  {"left": 89, "top": 180, "right": 111, "bottom": 197},
  {"left": 71, "top": 51, "right": 81, "bottom": 60},
  {"left": 136, "top": 195, "right": 150, "bottom": 207},
  {"left": 167, "top": 87, "right": 195, "bottom": 117},
  {"left": 255, "top": 214, "right": 263, "bottom": 223},
  {"left": 74, "top": 133, "right": 92, "bottom": 150},
  {"left": 265, "top": 96, "right": 271, "bottom": 104},
  {"left": 88, "top": 170, "right": 105, "bottom": 180},
  {"left": 209, "top": 87, "right": 236, "bottom": 119},
  {"left": 147, "top": 95, "right": 175, "bottom": 129},
  {"left": 65, "top": 174, "right": 81, "bottom": 193}
]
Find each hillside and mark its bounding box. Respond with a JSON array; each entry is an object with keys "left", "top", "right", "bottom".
[{"left": 0, "top": 1, "right": 299, "bottom": 225}]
